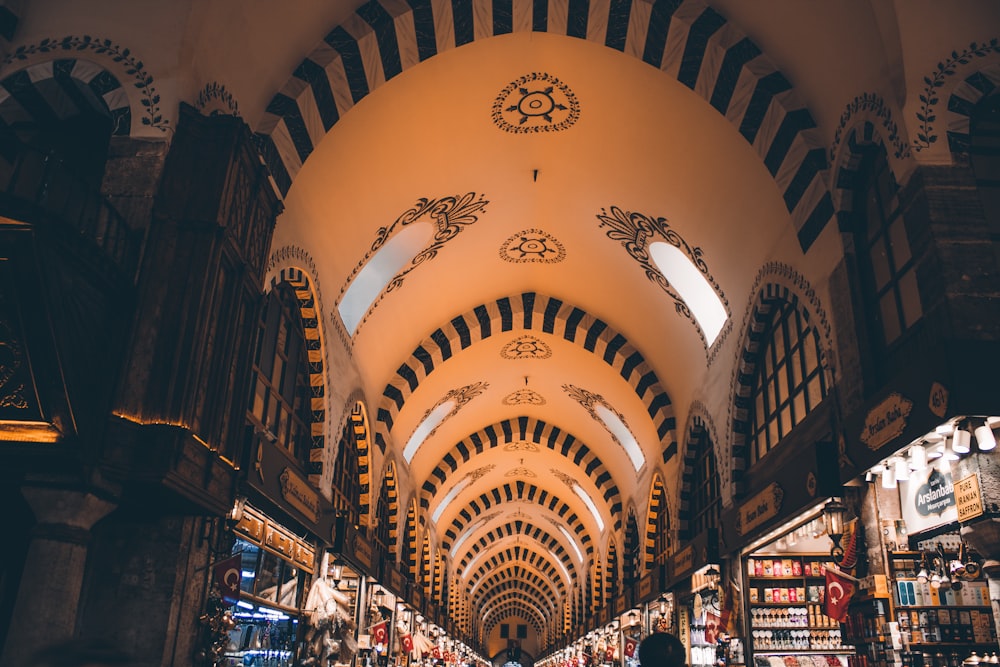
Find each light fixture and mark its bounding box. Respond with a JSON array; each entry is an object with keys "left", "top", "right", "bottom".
[
  {"left": 952, "top": 426, "right": 972, "bottom": 454},
  {"left": 705, "top": 566, "right": 720, "bottom": 590},
  {"left": 373, "top": 587, "right": 386, "bottom": 607},
  {"left": 892, "top": 456, "right": 909, "bottom": 482},
  {"left": 822, "top": 498, "right": 848, "bottom": 563},
  {"left": 974, "top": 420, "right": 997, "bottom": 451},
  {"left": 330, "top": 562, "right": 344, "bottom": 583},
  {"left": 627, "top": 610, "right": 639, "bottom": 626},
  {"left": 881, "top": 466, "right": 897, "bottom": 488},
  {"left": 916, "top": 553, "right": 929, "bottom": 584},
  {"left": 658, "top": 596, "right": 668, "bottom": 616},
  {"left": 909, "top": 443, "right": 928, "bottom": 471}
]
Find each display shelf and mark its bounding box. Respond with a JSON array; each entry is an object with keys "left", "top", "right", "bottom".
[
  {"left": 751, "top": 626, "right": 844, "bottom": 631},
  {"left": 896, "top": 604, "right": 991, "bottom": 609},
  {"left": 754, "top": 650, "right": 855, "bottom": 655}
]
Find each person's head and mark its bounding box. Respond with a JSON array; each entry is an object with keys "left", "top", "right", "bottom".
[{"left": 638, "top": 632, "right": 686, "bottom": 667}]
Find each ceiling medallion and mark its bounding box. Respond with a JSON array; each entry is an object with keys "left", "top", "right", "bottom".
[
  {"left": 499, "top": 229, "right": 566, "bottom": 264},
  {"left": 503, "top": 389, "right": 546, "bottom": 406},
  {"left": 550, "top": 469, "right": 575, "bottom": 488},
  {"left": 492, "top": 72, "right": 580, "bottom": 134},
  {"left": 504, "top": 440, "right": 539, "bottom": 452},
  {"left": 506, "top": 466, "right": 537, "bottom": 478},
  {"left": 467, "top": 464, "right": 496, "bottom": 482},
  {"left": 500, "top": 334, "right": 552, "bottom": 360}
]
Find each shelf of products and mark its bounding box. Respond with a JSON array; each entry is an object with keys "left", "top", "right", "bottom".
[
  {"left": 747, "top": 555, "right": 856, "bottom": 661},
  {"left": 888, "top": 550, "right": 998, "bottom": 648}
]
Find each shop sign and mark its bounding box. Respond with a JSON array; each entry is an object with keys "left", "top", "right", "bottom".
[
  {"left": 900, "top": 462, "right": 957, "bottom": 534},
  {"left": 860, "top": 392, "right": 912, "bottom": 450},
  {"left": 638, "top": 572, "right": 654, "bottom": 600},
  {"left": 672, "top": 545, "right": 694, "bottom": 579},
  {"left": 388, "top": 565, "right": 406, "bottom": 598},
  {"left": 955, "top": 473, "right": 985, "bottom": 522},
  {"left": 737, "top": 482, "right": 783, "bottom": 536},
  {"left": 914, "top": 469, "right": 955, "bottom": 516},
  {"left": 614, "top": 595, "right": 627, "bottom": 615},
  {"left": 280, "top": 467, "right": 320, "bottom": 523}
]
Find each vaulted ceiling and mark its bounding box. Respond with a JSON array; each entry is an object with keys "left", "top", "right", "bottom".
[{"left": 15, "top": 0, "right": 998, "bottom": 652}]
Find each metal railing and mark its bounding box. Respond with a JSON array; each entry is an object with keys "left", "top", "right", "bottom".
[{"left": 0, "top": 144, "right": 143, "bottom": 281}]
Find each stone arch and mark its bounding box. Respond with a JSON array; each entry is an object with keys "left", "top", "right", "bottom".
[
  {"left": 0, "top": 58, "right": 133, "bottom": 146},
  {"left": 623, "top": 508, "right": 640, "bottom": 583},
  {"left": 376, "top": 293, "right": 677, "bottom": 464},
  {"left": 727, "top": 263, "right": 834, "bottom": 496},
  {"left": 605, "top": 539, "right": 618, "bottom": 605},
  {"left": 644, "top": 474, "right": 669, "bottom": 568},
  {"left": 457, "top": 521, "right": 575, "bottom": 584},
  {"left": 945, "top": 62, "right": 1000, "bottom": 153},
  {"left": 348, "top": 400, "right": 373, "bottom": 525},
  {"left": 420, "top": 416, "right": 623, "bottom": 530},
  {"left": 473, "top": 570, "right": 560, "bottom": 616},
  {"left": 403, "top": 500, "right": 418, "bottom": 579},
  {"left": 256, "top": 0, "right": 832, "bottom": 252},
  {"left": 467, "top": 547, "right": 568, "bottom": 600},
  {"left": 483, "top": 602, "right": 546, "bottom": 636},
  {"left": 677, "top": 403, "right": 721, "bottom": 540},
  {"left": 441, "top": 482, "right": 594, "bottom": 559},
  {"left": 265, "top": 268, "right": 328, "bottom": 487},
  {"left": 830, "top": 119, "right": 904, "bottom": 231},
  {"left": 376, "top": 459, "right": 399, "bottom": 556}
]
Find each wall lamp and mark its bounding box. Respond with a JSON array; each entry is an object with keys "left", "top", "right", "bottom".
[{"left": 822, "top": 498, "right": 848, "bottom": 563}]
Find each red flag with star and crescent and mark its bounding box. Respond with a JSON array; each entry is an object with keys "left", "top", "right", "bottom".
[
  {"left": 372, "top": 621, "right": 388, "bottom": 646},
  {"left": 432, "top": 645, "right": 443, "bottom": 660},
  {"left": 824, "top": 567, "right": 856, "bottom": 622},
  {"left": 623, "top": 637, "right": 637, "bottom": 658},
  {"left": 401, "top": 633, "right": 414, "bottom": 654},
  {"left": 213, "top": 553, "right": 242, "bottom": 604}
]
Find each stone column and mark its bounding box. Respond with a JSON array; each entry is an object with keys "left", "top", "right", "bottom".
[{"left": 0, "top": 487, "right": 116, "bottom": 667}]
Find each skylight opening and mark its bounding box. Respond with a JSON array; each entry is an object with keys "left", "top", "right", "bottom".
[
  {"left": 432, "top": 476, "right": 472, "bottom": 523},
  {"left": 557, "top": 525, "right": 584, "bottom": 563},
  {"left": 338, "top": 221, "right": 435, "bottom": 335},
  {"left": 573, "top": 484, "right": 605, "bottom": 532},
  {"left": 402, "top": 399, "right": 455, "bottom": 463},
  {"left": 649, "top": 241, "right": 728, "bottom": 345},
  {"left": 595, "top": 404, "right": 645, "bottom": 471}
]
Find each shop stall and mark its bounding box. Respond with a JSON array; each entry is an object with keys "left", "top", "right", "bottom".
[{"left": 669, "top": 530, "right": 727, "bottom": 667}]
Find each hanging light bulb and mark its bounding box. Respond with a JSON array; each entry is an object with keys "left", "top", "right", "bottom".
[
  {"left": 909, "top": 443, "right": 928, "bottom": 471},
  {"left": 881, "top": 465, "right": 897, "bottom": 489},
  {"left": 952, "top": 427, "right": 972, "bottom": 455},
  {"left": 974, "top": 421, "right": 997, "bottom": 451},
  {"left": 893, "top": 456, "right": 910, "bottom": 482}
]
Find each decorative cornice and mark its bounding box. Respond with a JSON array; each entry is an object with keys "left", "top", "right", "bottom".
[
  {"left": 830, "top": 92, "right": 910, "bottom": 162},
  {"left": 195, "top": 81, "right": 240, "bottom": 117}
]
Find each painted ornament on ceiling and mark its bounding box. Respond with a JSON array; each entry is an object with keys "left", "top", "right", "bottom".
[
  {"left": 500, "top": 229, "right": 566, "bottom": 263},
  {"left": 500, "top": 335, "right": 552, "bottom": 360},
  {"left": 492, "top": 72, "right": 580, "bottom": 134},
  {"left": 502, "top": 389, "right": 546, "bottom": 406},
  {"left": 503, "top": 440, "right": 539, "bottom": 452}
]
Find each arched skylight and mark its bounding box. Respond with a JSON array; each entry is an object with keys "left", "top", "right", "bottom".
[
  {"left": 595, "top": 404, "right": 645, "bottom": 471},
  {"left": 338, "top": 221, "right": 435, "bottom": 335},
  {"left": 557, "top": 525, "right": 584, "bottom": 563},
  {"left": 573, "top": 484, "right": 605, "bottom": 531},
  {"left": 402, "top": 399, "right": 455, "bottom": 463},
  {"left": 649, "top": 241, "right": 727, "bottom": 345},
  {"left": 432, "top": 475, "right": 472, "bottom": 523}
]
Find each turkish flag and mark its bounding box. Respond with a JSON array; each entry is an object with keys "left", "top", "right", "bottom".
[
  {"left": 432, "top": 646, "right": 443, "bottom": 659},
  {"left": 213, "top": 554, "right": 242, "bottom": 604},
  {"left": 705, "top": 611, "right": 721, "bottom": 644},
  {"left": 401, "top": 633, "right": 414, "bottom": 654},
  {"left": 604, "top": 645, "right": 614, "bottom": 662},
  {"left": 372, "top": 621, "right": 388, "bottom": 645},
  {"left": 623, "top": 637, "right": 637, "bottom": 658},
  {"left": 824, "top": 567, "right": 856, "bottom": 622}
]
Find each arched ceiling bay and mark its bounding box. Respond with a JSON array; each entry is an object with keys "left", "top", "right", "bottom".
[{"left": 270, "top": 16, "right": 800, "bottom": 643}]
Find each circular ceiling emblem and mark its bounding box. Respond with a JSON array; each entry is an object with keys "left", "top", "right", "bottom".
[
  {"left": 500, "top": 228, "right": 566, "bottom": 263},
  {"left": 492, "top": 72, "right": 580, "bottom": 134},
  {"left": 501, "top": 335, "right": 552, "bottom": 360}
]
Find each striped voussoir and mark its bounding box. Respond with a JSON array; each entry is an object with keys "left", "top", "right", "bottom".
[
  {"left": 677, "top": 414, "right": 710, "bottom": 540},
  {"left": 348, "top": 401, "right": 373, "bottom": 522},
  {"left": 421, "top": 416, "right": 623, "bottom": 530},
  {"left": 944, "top": 63, "right": 1000, "bottom": 153},
  {"left": 256, "top": 0, "right": 833, "bottom": 252},
  {"left": 376, "top": 292, "right": 676, "bottom": 460},
  {"left": 484, "top": 602, "right": 546, "bottom": 634},
  {"left": 442, "top": 481, "right": 593, "bottom": 557},
  {"left": 271, "top": 269, "right": 327, "bottom": 487},
  {"left": 605, "top": 541, "right": 618, "bottom": 602},
  {"left": 832, "top": 120, "right": 895, "bottom": 231},
  {"left": 461, "top": 526, "right": 573, "bottom": 583},
  {"left": 404, "top": 502, "right": 418, "bottom": 580},
  {"left": 0, "top": 58, "right": 131, "bottom": 162},
  {"left": 644, "top": 475, "right": 668, "bottom": 566},
  {"left": 473, "top": 571, "right": 561, "bottom": 615},
  {"left": 379, "top": 461, "right": 399, "bottom": 553},
  {"left": 623, "top": 510, "right": 640, "bottom": 581},
  {"left": 468, "top": 549, "right": 570, "bottom": 603}
]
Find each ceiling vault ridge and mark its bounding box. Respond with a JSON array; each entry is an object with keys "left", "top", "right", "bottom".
[
  {"left": 420, "top": 415, "right": 623, "bottom": 528},
  {"left": 254, "top": 0, "right": 834, "bottom": 252},
  {"left": 374, "top": 292, "right": 677, "bottom": 461},
  {"left": 457, "top": 521, "right": 575, "bottom": 572}
]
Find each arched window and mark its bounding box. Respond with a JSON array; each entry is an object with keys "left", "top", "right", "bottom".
[
  {"left": 248, "top": 282, "right": 313, "bottom": 468},
  {"left": 651, "top": 481, "right": 671, "bottom": 564},
  {"left": 748, "top": 299, "right": 827, "bottom": 464},
  {"left": 852, "top": 146, "right": 922, "bottom": 353},
  {"left": 623, "top": 511, "right": 640, "bottom": 584},
  {"left": 687, "top": 427, "right": 720, "bottom": 537},
  {"left": 375, "top": 480, "right": 392, "bottom": 553},
  {"left": 331, "top": 417, "right": 362, "bottom": 528}
]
